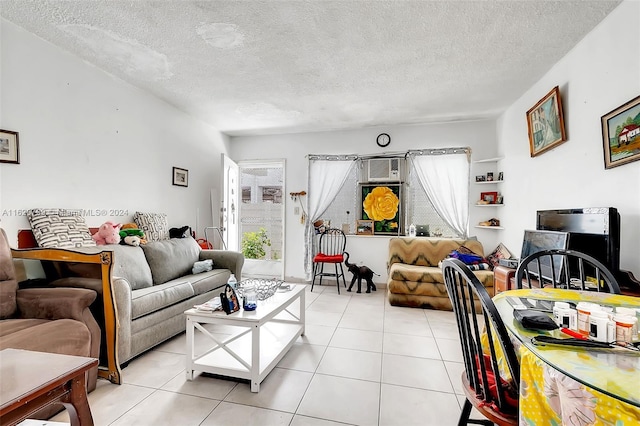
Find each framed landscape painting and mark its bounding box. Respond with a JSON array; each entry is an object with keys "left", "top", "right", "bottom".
[
  {"left": 601, "top": 95, "right": 640, "bottom": 169},
  {"left": 359, "top": 183, "right": 402, "bottom": 235},
  {"left": 526, "top": 86, "right": 567, "bottom": 157}
]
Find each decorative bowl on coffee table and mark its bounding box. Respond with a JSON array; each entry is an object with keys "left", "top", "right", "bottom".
[{"left": 236, "top": 278, "right": 284, "bottom": 300}]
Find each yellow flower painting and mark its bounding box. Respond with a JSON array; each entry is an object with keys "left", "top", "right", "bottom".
[{"left": 361, "top": 184, "right": 401, "bottom": 234}]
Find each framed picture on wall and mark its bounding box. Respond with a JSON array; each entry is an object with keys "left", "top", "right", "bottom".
[
  {"left": 601, "top": 95, "right": 640, "bottom": 169},
  {"left": 526, "top": 86, "right": 567, "bottom": 157},
  {"left": 172, "top": 167, "right": 189, "bottom": 187},
  {"left": 0, "top": 129, "right": 19, "bottom": 164},
  {"left": 359, "top": 183, "right": 402, "bottom": 235}
]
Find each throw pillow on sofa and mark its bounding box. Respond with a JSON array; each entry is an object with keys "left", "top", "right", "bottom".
[
  {"left": 133, "top": 212, "right": 169, "bottom": 241},
  {"left": 27, "top": 208, "right": 96, "bottom": 248}
]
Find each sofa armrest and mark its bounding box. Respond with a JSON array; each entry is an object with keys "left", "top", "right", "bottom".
[
  {"left": 112, "top": 277, "right": 132, "bottom": 363},
  {"left": 200, "top": 250, "right": 244, "bottom": 280},
  {"left": 16, "top": 287, "right": 97, "bottom": 322}
]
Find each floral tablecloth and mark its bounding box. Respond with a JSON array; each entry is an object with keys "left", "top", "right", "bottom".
[{"left": 492, "top": 288, "right": 640, "bottom": 425}]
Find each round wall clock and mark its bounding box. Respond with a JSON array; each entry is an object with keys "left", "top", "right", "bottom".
[{"left": 376, "top": 133, "right": 391, "bottom": 147}]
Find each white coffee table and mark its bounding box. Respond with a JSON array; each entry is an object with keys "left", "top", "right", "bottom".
[{"left": 185, "top": 284, "right": 305, "bottom": 392}]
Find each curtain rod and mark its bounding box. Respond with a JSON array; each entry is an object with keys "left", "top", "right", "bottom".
[{"left": 308, "top": 147, "right": 470, "bottom": 161}]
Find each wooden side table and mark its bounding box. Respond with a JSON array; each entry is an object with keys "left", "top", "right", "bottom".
[
  {"left": 0, "top": 349, "right": 98, "bottom": 426},
  {"left": 494, "top": 265, "right": 516, "bottom": 294}
]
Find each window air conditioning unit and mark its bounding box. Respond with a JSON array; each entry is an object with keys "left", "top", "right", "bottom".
[{"left": 367, "top": 158, "right": 400, "bottom": 181}]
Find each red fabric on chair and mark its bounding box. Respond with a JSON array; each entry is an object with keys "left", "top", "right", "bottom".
[
  {"left": 313, "top": 254, "right": 344, "bottom": 263},
  {"left": 475, "top": 354, "right": 519, "bottom": 411}
]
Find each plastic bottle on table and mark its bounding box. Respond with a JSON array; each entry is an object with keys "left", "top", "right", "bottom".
[
  {"left": 227, "top": 273, "right": 237, "bottom": 290},
  {"left": 408, "top": 223, "right": 416, "bottom": 237}
]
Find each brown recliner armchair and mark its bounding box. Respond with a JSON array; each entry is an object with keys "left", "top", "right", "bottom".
[{"left": 0, "top": 228, "right": 101, "bottom": 416}]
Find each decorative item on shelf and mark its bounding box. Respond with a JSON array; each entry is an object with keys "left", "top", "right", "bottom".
[
  {"left": 526, "top": 86, "right": 567, "bottom": 157},
  {"left": 356, "top": 219, "right": 374, "bottom": 235},
  {"left": 497, "top": 195, "right": 504, "bottom": 204},
  {"left": 498, "top": 171, "right": 504, "bottom": 181},
  {"left": 486, "top": 172, "right": 494, "bottom": 181},
  {"left": 0, "top": 129, "right": 19, "bottom": 164},
  {"left": 601, "top": 94, "right": 640, "bottom": 169},
  {"left": 480, "top": 191, "right": 498, "bottom": 204},
  {"left": 479, "top": 218, "right": 501, "bottom": 227},
  {"left": 475, "top": 175, "right": 486, "bottom": 182}
]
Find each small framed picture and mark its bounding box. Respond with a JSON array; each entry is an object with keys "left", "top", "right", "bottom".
[
  {"left": 498, "top": 172, "right": 504, "bottom": 181},
  {"left": 475, "top": 175, "right": 486, "bottom": 182},
  {"left": 526, "top": 86, "right": 567, "bottom": 157},
  {"left": 480, "top": 191, "right": 498, "bottom": 204},
  {"left": 601, "top": 95, "right": 640, "bottom": 169},
  {"left": 172, "top": 167, "right": 189, "bottom": 187},
  {"left": 0, "top": 129, "right": 20, "bottom": 164},
  {"left": 356, "top": 219, "right": 374, "bottom": 235},
  {"left": 486, "top": 172, "right": 494, "bottom": 181},
  {"left": 221, "top": 284, "right": 240, "bottom": 315}
]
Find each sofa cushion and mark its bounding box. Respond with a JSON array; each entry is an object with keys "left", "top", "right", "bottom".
[
  {"left": 133, "top": 212, "right": 170, "bottom": 241},
  {"left": 388, "top": 238, "right": 485, "bottom": 267},
  {"left": 178, "top": 269, "right": 229, "bottom": 296},
  {"left": 27, "top": 208, "right": 95, "bottom": 248},
  {"left": 109, "top": 245, "right": 154, "bottom": 290},
  {"left": 130, "top": 280, "right": 195, "bottom": 320},
  {"left": 141, "top": 237, "right": 201, "bottom": 285},
  {"left": 0, "top": 318, "right": 91, "bottom": 356}
]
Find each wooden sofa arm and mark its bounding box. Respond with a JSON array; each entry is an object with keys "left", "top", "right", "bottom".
[{"left": 11, "top": 246, "right": 121, "bottom": 384}]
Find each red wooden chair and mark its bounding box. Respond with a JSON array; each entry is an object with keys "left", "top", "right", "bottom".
[{"left": 312, "top": 228, "right": 347, "bottom": 293}]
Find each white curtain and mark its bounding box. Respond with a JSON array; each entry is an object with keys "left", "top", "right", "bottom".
[
  {"left": 304, "top": 159, "right": 356, "bottom": 280},
  {"left": 410, "top": 152, "right": 470, "bottom": 238}
]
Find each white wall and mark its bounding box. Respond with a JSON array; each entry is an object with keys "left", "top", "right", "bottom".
[
  {"left": 231, "top": 120, "right": 498, "bottom": 282},
  {"left": 497, "top": 0, "right": 640, "bottom": 278},
  {"left": 0, "top": 19, "right": 229, "bottom": 244}
]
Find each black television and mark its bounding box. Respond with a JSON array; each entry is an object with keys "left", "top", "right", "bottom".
[
  {"left": 536, "top": 208, "right": 620, "bottom": 274},
  {"left": 520, "top": 229, "right": 570, "bottom": 281}
]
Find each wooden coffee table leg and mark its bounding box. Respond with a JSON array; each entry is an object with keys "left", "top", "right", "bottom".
[{"left": 60, "top": 373, "right": 94, "bottom": 426}]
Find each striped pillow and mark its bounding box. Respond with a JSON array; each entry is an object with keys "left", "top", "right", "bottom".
[
  {"left": 133, "top": 212, "right": 169, "bottom": 241},
  {"left": 27, "top": 208, "right": 96, "bottom": 248}
]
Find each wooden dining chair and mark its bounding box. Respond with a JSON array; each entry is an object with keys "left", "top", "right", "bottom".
[
  {"left": 311, "top": 228, "right": 347, "bottom": 293},
  {"left": 442, "top": 258, "right": 520, "bottom": 426},
  {"left": 515, "top": 249, "right": 621, "bottom": 294}
]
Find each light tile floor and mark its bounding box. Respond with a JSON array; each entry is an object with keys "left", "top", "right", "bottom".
[{"left": 51, "top": 284, "right": 482, "bottom": 426}]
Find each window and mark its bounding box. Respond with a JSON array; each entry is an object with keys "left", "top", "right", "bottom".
[{"left": 318, "top": 157, "right": 459, "bottom": 237}]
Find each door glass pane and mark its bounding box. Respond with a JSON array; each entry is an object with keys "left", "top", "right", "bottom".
[{"left": 239, "top": 165, "right": 283, "bottom": 261}]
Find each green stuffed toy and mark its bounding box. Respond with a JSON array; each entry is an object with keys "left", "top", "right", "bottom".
[{"left": 119, "top": 223, "right": 147, "bottom": 245}]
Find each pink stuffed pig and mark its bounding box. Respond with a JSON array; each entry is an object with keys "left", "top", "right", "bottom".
[{"left": 92, "top": 221, "right": 122, "bottom": 245}]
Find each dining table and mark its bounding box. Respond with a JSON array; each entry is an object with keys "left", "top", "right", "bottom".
[{"left": 492, "top": 288, "right": 640, "bottom": 425}]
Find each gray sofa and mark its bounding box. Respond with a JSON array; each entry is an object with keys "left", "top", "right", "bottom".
[{"left": 50, "top": 237, "right": 243, "bottom": 369}]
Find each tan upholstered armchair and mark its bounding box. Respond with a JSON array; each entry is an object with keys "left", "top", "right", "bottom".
[{"left": 0, "top": 228, "right": 101, "bottom": 401}]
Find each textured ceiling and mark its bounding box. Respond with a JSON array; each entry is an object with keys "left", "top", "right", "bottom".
[{"left": 0, "top": 1, "right": 621, "bottom": 136}]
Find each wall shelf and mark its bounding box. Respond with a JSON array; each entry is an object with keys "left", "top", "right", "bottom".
[
  {"left": 476, "top": 180, "right": 504, "bottom": 184},
  {"left": 475, "top": 226, "right": 504, "bottom": 230},
  {"left": 475, "top": 203, "right": 504, "bottom": 207}
]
